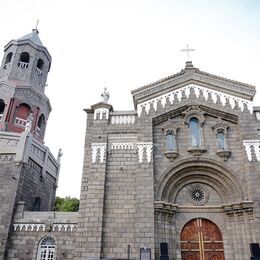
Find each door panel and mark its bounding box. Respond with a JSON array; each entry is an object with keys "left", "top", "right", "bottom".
[{"left": 180, "top": 218, "right": 224, "bottom": 260}]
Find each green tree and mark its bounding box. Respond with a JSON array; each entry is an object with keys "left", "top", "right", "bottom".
[{"left": 54, "top": 196, "right": 79, "bottom": 212}]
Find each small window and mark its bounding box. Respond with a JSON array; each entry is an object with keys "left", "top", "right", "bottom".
[
  {"left": 37, "top": 237, "right": 56, "bottom": 260},
  {"left": 5, "top": 52, "right": 13, "bottom": 64},
  {"left": 189, "top": 117, "right": 201, "bottom": 147},
  {"left": 166, "top": 131, "right": 176, "bottom": 151},
  {"left": 217, "top": 131, "right": 226, "bottom": 150},
  {"left": 37, "top": 59, "right": 44, "bottom": 70},
  {"left": 32, "top": 197, "right": 41, "bottom": 211}
]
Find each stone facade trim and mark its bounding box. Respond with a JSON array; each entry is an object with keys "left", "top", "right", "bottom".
[
  {"left": 137, "top": 84, "right": 253, "bottom": 117},
  {"left": 13, "top": 223, "right": 77, "bottom": 232},
  {"left": 111, "top": 115, "right": 135, "bottom": 125},
  {"left": 91, "top": 143, "right": 107, "bottom": 163},
  {"left": 111, "top": 142, "right": 134, "bottom": 150},
  {"left": 243, "top": 140, "right": 260, "bottom": 161},
  {"left": 137, "top": 142, "right": 153, "bottom": 163}
]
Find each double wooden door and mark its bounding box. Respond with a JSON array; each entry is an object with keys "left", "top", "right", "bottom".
[{"left": 180, "top": 218, "right": 224, "bottom": 260}]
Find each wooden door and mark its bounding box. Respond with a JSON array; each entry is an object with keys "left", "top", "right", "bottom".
[{"left": 180, "top": 218, "right": 224, "bottom": 260}]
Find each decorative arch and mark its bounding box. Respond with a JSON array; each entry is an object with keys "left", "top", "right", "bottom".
[
  {"left": 16, "top": 103, "right": 31, "bottom": 119},
  {"left": 14, "top": 103, "right": 31, "bottom": 128},
  {"left": 36, "top": 237, "right": 56, "bottom": 260},
  {"left": 156, "top": 158, "right": 245, "bottom": 204}
]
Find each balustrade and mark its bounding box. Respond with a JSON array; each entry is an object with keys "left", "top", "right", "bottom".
[
  {"left": 18, "top": 61, "right": 29, "bottom": 69},
  {"left": 15, "top": 117, "right": 26, "bottom": 128},
  {"left": 36, "top": 67, "right": 43, "bottom": 76}
]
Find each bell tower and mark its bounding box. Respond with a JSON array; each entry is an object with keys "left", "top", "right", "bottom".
[
  {"left": 0, "top": 29, "right": 52, "bottom": 142},
  {"left": 0, "top": 30, "right": 59, "bottom": 257}
]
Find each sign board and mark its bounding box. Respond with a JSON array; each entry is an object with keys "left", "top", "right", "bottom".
[{"left": 140, "top": 247, "right": 151, "bottom": 260}]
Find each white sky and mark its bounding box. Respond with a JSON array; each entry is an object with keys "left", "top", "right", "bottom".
[{"left": 1, "top": 0, "right": 260, "bottom": 198}]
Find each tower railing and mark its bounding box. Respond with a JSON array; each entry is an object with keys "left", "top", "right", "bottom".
[
  {"left": 15, "top": 117, "right": 26, "bottom": 128},
  {"left": 18, "top": 61, "right": 29, "bottom": 69},
  {"left": 36, "top": 67, "right": 43, "bottom": 76}
]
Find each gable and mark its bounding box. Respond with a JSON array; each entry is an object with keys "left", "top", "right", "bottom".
[{"left": 132, "top": 62, "right": 255, "bottom": 117}]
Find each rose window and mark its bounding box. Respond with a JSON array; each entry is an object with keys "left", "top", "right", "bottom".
[{"left": 187, "top": 184, "right": 208, "bottom": 205}]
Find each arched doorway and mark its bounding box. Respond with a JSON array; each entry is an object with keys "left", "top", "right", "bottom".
[{"left": 180, "top": 218, "right": 224, "bottom": 260}]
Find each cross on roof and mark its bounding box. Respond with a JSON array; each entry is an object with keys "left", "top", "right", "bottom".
[{"left": 181, "top": 44, "right": 195, "bottom": 61}]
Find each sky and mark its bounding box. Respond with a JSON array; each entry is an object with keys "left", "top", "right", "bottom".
[{"left": 1, "top": 0, "right": 260, "bottom": 198}]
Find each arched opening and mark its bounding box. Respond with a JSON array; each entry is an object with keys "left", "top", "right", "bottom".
[
  {"left": 0, "top": 99, "right": 5, "bottom": 121},
  {"left": 37, "top": 237, "right": 56, "bottom": 260},
  {"left": 36, "top": 59, "right": 44, "bottom": 76},
  {"left": 32, "top": 197, "right": 41, "bottom": 211},
  {"left": 181, "top": 218, "right": 225, "bottom": 260},
  {"left": 189, "top": 117, "right": 201, "bottom": 147},
  {"left": 5, "top": 52, "right": 13, "bottom": 64},
  {"left": 37, "top": 114, "right": 45, "bottom": 136},
  {"left": 37, "top": 59, "right": 44, "bottom": 70},
  {"left": 18, "top": 52, "right": 30, "bottom": 68},
  {"left": 15, "top": 103, "right": 31, "bottom": 128}
]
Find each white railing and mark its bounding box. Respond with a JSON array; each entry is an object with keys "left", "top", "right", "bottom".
[
  {"left": 36, "top": 126, "right": 41, "bottom": 136},
  {"left": 15, "top": 117, "right": 26, "bottom": 128},
  {"left": 0, "top": 113, "right": 3, "bottom": 121},
  {"left": 18, "top": 61, "right": 29, "bottom": 69},
  {"left": 36, "top": 67, "right": 43, "bottom": 76},
  {"left": 111, "top": 115, "right": 135, "bottom": 125}
]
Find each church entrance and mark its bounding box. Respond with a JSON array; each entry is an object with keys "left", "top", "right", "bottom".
[{"left": 180, "top": 218, "right": 225, "bottom": 260}]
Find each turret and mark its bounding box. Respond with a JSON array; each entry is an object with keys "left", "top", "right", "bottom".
[{"left": 0, "top": 29, "right": 52, "bottom": 142}]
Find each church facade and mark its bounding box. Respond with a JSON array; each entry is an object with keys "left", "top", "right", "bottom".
[{"left": 1, "top": 31, "right": 260, "bottom": 260}]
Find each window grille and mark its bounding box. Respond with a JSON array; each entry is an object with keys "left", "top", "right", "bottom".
[{"left": 37, "top": 237, "right": 55, "bottom": 260}]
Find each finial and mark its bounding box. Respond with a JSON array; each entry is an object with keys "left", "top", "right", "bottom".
[
  {"left": 101, "top": 87, "right": 110, "bottom": 103},
  {"left": 181, "top": 44, "right": 195, "bottom": 61},
  {"left": 25, "top": 113, "right": 33, "bottom": 132}
]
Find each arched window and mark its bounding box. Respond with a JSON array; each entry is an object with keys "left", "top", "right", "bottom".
[
  {"left": 5, "top": 52, "right": 13, "bottom": 64},
  {"left": 37, "top": 114, "right": 45, "bottom": 135},
  {"left": 37, "top": 59, "right": 44, "bottom": 70},
  {"left": 189, "top": 117, "right": 201, "bottom": 147},
  {"left": 36, "top": 59, "right": 44, "bottom": 76},
  {"left": 18, "top": 52, "right": 30, "bottom": 68},
  {"left": 37, "top": 237, "right": 56, "bottom": 260},
  {"left": 0, "top": 99, "right": 5, "bottom": 121},
  {"left": 166, "top": 131, "right": 176, "bottom": 151},
  {"left": 32, "top": 197, "right": 41, "bottom": 211},
  {"left": 217, "top": 131, "right": 226, "bottom": 150}
]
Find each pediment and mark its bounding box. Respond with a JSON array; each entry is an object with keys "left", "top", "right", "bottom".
[{"left": 132, "top": 62, "right": 255, "bottom": 113}]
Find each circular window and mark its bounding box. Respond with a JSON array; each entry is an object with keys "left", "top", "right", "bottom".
[{"left": 187, "top": 184, "right": 208, "bottom": 205}]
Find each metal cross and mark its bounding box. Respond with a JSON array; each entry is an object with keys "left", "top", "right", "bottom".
[
  {"left": 35, "top": 20, "right": 39, "bottom": 30},
  {"left": 181, "top": 44, "right": 195, "bottom": 61}
]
